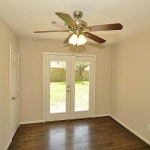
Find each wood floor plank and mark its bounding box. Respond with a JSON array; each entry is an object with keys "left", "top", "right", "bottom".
[{"left": 8, "top": 117, "right": 150, "bottom": 150}]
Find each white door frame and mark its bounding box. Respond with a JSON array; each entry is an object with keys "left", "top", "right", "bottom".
[
  {"left": 43, "top": 52, "right": 96, "bottom": 122},
  {"left": 10, "top": 44, "right": 19, "bottom": 138}
]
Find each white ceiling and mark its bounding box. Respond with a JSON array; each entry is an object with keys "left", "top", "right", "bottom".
[{"left": 0, "top": 0, "right": 150, "bottom": 45}]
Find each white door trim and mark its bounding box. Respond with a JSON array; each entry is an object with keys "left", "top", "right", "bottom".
[
  {"left": 43, "top": 52, "right": 96, "bottom": 122},
  {"left": 10, "top": 44, "right": 19, "bottom": 139}
]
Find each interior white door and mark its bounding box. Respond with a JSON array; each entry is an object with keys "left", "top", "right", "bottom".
[
  {"left": 45, "top": 54, "right": 94, "bottom": 122},
  {"left": 10, "top": 46, "right": 19, "bottom": 138}
]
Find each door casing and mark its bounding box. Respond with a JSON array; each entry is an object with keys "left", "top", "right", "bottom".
[{"left": 43, "top": 52, "right": 96, "bottom": 122}]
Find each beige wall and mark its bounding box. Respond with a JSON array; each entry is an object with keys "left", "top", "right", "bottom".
[
  {"left": 0, "top": 16, "right": 19, "bottom": 150},
  {"left": 111, "top": 31, "right": 150, "bottom": 142},
  {"left": 19, "top": 39, "right": 112, "bottom": 122}
]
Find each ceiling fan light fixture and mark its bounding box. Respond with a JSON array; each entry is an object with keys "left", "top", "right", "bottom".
[
  {"left": 68, "top": 34, "right": 78, "bottom": 45},
  {"left": 77, "top": 34, "right": 87, "bottom": 45},
  {"left": 68, "top": 34, "right": 87, "bottom": 46},
  {"left": 35, "top": 11, "right": 123, "bottom": 45}
]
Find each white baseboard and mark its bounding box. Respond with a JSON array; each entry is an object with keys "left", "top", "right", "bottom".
[
  {"left": 94, "top": 114, "right": 110, "bottom": 118},
  {"left": 110, "top": 115, "right": 150, "bottom": 146},
  {"left": 5, "top": 139, "right": 12, "bottom": 150},
  {"left": 20, "top": 120, "right": 43, "bottom": 125}
]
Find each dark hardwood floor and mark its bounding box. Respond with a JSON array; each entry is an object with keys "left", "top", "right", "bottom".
[{"left": 8, "top": 117, "right": 150, "bottom": 150}]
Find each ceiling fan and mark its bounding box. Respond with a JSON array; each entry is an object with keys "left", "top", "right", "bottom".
[{"left": 34, "top": 11, "right": 123, "bottom": 45}]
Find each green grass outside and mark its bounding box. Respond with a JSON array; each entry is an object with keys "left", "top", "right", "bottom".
[{"left": 50, "top": 81, "right": 89, "bottom": 110}]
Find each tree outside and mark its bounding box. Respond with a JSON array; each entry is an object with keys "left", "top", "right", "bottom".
[{"left": 75, "top": 62, "right": 89, "bottom": 82}]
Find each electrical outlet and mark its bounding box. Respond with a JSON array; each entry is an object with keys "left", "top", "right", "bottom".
[{"left": 148, "top": 124, "right": 150, "bottom": 130}]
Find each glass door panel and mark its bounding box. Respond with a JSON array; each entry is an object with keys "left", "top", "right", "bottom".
[
  {"left": 50, "top": 61, "right": 66, "bottom": 113},
  {"left": 45, "top": 55, "right": 70, "bottom": 121},
  {"left": 70, "top": 56, "right": 94, "bottom": 119},
  {"left": 74, "top": 62, "right": 90, "bottom": 111}
]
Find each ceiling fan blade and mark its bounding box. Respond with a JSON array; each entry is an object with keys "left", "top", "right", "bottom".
[
  {"left": 34, "top": 30, "right": 69, "bottom": 33},
  {"left": 88, "top": 23, "right": 123, "bottom": 32},
  {"left": 55, "top": 12, "right": 77, "bottom": 27},
  {"left": 84, "top": 32, "right": 106, "bottom": 44},
  {"left": 63, "top": 34, "right": 73, "bottom": 43}
]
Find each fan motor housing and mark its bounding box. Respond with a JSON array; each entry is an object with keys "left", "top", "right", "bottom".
[
  {"left": 73, "top": 11, "right": 87, "bottom": 27},
  {"left": 75, "top": 20, "right": 87, "bottom": 27}
]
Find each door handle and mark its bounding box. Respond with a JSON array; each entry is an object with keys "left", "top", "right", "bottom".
[
  {"left": 67, "top": 90, "right": 71, "bottom": 92},
  {"left": 12, "top": 97, "right": 16, "bottom": 100}
]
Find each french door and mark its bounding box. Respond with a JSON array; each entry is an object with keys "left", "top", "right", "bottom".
[{"left": 44, "top": 54, "right": 95, "bottom": 122}]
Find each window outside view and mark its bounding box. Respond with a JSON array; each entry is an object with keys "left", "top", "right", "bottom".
[{"left": 50, "top": 61, "right": 90, "bottom": 114}]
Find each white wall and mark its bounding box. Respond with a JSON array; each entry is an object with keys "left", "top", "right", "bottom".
[
  {"left": 0, "top": 16, "right": 19, "bottom": 150},
  {"left": 111, "top": 31, "right": 150, "bottom": 143},
  {"left": 19, "top": 39, "right": 112, "bottom": 122}
]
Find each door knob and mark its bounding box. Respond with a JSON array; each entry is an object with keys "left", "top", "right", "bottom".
[{"left": 12, "top": 97, "right": 16, "bottom": 100}]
